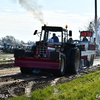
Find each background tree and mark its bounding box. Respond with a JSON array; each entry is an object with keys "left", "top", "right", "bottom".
[
  {"left": 27, "top": 40, "right": 34, "bottom": 45},
  {"left": 0, "top": 35, "right": 35, "bottom": 45},
  {"left": 86, "top": 17, "right": 100, "bottom": 32},
  {"left": 79, "top": 17, "right": 100, "bottom": 32},
  {"left": 1, "top": 35, "right": 16, "bottom": 44},
  {"left": 21, "top": 40, "right": 25, "bottom": 44},
  {"left": 79, "top": 17, "right": 100, "bottom": 44}
]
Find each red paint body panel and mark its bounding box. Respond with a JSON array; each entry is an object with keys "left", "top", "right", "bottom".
[
  {"left": 48, "top": 43, "right": 55, "bottom": 47},
  {"left": 89, "top": 44, "right": 95, "bottom": 50},
  {"left": 81, "top": 56, "right": 87, "bottom": 60},
  {"left": 14, "top": 57, "right": 60, "bottom": 69}
]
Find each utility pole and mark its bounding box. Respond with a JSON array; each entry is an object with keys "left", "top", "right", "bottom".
[{"left": 95, "top": 0, "right": 97, "bottom": 44}]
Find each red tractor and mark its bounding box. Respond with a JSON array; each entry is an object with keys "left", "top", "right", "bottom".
[{"left": 14, "top": 25, "right": 81, "bottom": 76}]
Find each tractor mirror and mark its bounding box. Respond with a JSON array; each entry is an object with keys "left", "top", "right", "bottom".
[
  {"left": 69, "top": 30, "right": 72, "bottom": 36},
  {"left": 34, "top": 30, "right": 38, "bottom": 35}
]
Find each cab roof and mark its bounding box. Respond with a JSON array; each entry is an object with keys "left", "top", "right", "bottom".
[{"left": 42, "top": 26, "right": 67, "bottom": 32}]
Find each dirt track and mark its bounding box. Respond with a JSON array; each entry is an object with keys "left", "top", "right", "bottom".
[
  {"left": 0, "top": 61, "right": 14, "bottom": 70},
  {"left": 0, "top": 57, "right": 100, "bottom": 100}
]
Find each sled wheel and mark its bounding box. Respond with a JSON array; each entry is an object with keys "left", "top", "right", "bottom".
[
  {"left": 87, "top": 61, "right": 90, "bottom": 68},
  {"left": 87, "top": 55, "right": 94, "bottom": 67},
  {"left": 70, "top": 48, "right": 80, "bottom": 74},
  {"left": 91, "top": 55, "right": 94, "bottom": 66}
]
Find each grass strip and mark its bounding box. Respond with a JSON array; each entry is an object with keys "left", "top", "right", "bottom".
[
  {"left": 0, "top": 58, "right": 14, "bottom": 62},
  {"left": 9, "top": 71, "right": 100, "bottom": 100}
]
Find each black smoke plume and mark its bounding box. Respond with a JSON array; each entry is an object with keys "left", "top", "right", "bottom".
[{"left": 13, "top": 0, "right": 44, "bottom": 23}]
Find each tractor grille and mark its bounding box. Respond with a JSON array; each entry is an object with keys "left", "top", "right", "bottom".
[{"left": 36, "top": 42, "right": 47, "bottom": 57}]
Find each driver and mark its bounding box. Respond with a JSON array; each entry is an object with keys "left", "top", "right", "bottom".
[
  {"left": 51, "top": 33, "right": 59, "bottom": 42},
  {"left": 83, "top": 36, "right": 88, "bottom": 41}
]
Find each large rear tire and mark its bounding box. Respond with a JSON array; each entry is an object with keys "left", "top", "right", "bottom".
[
  {"left": 70, "top": 48, "right": 80, "bottom": 74},
  {"left": 65, "top": 49, "right": 71, "bottom": 73}
]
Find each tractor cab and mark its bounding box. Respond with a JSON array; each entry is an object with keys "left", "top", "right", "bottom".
[
  {"left": 34, "top": 24, "right": 72, "bottom": 45},
  {"left": 74, "top": 31, "right": 95, "bottom": 51},
  {"left": 33, "top": 25, "right": 73, "bottom": 58}
]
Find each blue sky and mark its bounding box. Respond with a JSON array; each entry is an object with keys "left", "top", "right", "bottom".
[{"left": 0, "top": 0, "right": 100, "bottom": 42}]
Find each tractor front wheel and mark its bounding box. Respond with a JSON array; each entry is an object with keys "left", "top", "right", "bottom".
[
  {"left": 20, "top": 67, "right": 32, "bottom": 74},
  {"left": 53, "top": 55, "right": 66, "bottom": 76}
]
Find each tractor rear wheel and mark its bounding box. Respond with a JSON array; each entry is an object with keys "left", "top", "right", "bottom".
[
  {"left": 70, "top": 48, "right": 80, "bottom": 74},
  {"left": 65, "top": 49, "right": 71, "bottom": 73}
]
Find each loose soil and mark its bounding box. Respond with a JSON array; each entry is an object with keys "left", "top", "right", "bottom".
[{"left": 0, "top": 59, "right": 100, "bottom": 100}]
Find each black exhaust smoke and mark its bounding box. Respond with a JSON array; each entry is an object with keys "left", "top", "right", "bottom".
[{"left": 12, "top": 0, "right": 44, "bottom": 24}]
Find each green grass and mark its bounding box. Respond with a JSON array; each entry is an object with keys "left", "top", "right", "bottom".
[
  {"left": 0, "top": 58, "right": 14, "bottom": 62},
  {"left": 0, "top": 53, "right": 13, "bottom": 55},
  {"left": 0, "top": 60, "right": 11, "bottom": 62},
  {"left": 0, "top": 60, "right": 9, "bottom": 62},
  {"left": 0, "top": 58, "right": 8, "bottom": 62},
  {"left": 9, "top": 71, "right": 100, "bottom": 100}
]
